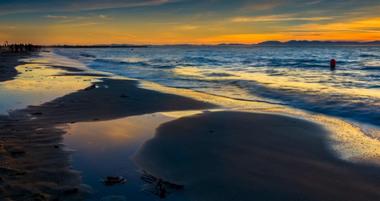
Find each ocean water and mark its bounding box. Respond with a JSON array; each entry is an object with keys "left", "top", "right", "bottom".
[{"left": 54, "top": 46, "right": 380, "bottom": 127}]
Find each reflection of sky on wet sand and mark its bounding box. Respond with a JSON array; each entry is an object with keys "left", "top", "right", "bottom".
[
  {"left": 63, "top": 102, "right": 380, "bottom": 201},
  {"left": 0, "top": 52, "right": 94, "bottom": 114},
  {"left": 65, "top": 114, "right": 172, "bottom": 154},
  {"left": 64, "top": 111, "right": 206, "bottom": 201},
  {"left": 1, "top": 48, "right": 379, "bottom": 200}
]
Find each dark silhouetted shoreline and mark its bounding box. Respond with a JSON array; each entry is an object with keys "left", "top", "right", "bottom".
[{"left": 46, "top": 44, "right": 149, "bottom": 48}]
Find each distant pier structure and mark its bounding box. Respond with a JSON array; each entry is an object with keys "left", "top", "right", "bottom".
[{"left": 1, "top": 42, "right": 41, "bottom": 53}]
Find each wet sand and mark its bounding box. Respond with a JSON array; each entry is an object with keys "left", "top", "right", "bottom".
[
  {"left": 135, "top": 111, "right": 380, "bottom": 201},
  {"left": 0, "top": 76, "right": 215, "bottom": 200},
  {"left": 2, "top": 51, "right": 380, "bottom": 201},
  {"left": 0, "top": 53, "right": 27, "bottom": 82}
]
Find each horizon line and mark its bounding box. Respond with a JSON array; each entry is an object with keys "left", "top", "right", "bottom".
[{"left": 2, "top": 40, "right": 380, "bottom": 47}]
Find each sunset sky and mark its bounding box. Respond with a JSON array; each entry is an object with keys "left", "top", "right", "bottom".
[{"left": 0, "top": 0, "right": 380, "bottom": 45}]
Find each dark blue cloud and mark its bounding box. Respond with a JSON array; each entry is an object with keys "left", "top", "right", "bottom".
[
  {"left": 0, "top": 0, "right": 379, "bottom": 21},
  {"left": 0, "top": 0, "right": 177, "bottom": 15}
]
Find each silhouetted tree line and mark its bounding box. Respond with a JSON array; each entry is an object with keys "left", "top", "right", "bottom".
[{"left": 1, "top": 41, "right": 41, "bottom": 53}]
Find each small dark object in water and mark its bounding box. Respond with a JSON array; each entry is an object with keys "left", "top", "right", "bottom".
[
  {"left": 330, "top": 59, "right": 336, "bottom": 70},
  {"left": 54, "top": 145, "right": 59, "bottom": 149},
  {"left": 103, "top": 176, "right": 127, "bottom": 186},
  {"left": 120, "top": 94, "right": 129, "bottom": 98},
  {"left": 141, "top": 171, "right": 184, "bottom": 198},
  {"left": 157, "top": 179, "right": 167, "bottom": 199},
  {"left": 31, "top": 112, "right": 43, "bottom": 116}
]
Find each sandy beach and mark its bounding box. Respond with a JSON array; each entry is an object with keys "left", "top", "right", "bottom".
[
  {"left": 135, "top": 111, "right": 380, "bottom": 201},
  {"left": 0, "top": 53, "right": 214, "bottom": 200},
  {"left": 2, "top": 1, "right": 380, "bottom": 200},
  {"left": 1, "top": 50, "right": 380, "bottom": 201}
]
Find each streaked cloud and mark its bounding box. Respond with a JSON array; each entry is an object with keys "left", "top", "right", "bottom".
[
  {"left": 62, "top": 22, "right": 102, "bottom": 27},
  {"left": 305, "top": 1, "right": 322, "bottom": 5},
  {"left": 45, "top": 15, "right": 69, "bottom": 19},
  {"left": 231, "top": 15, "right": 334, "bottom": 23},
  {"left": 0, "top": 0, "right": 177, "bottom": 15},
  {"left": 0, "top": 0, "right": 379, "bottom": 44},
  {"left": 2, "top": 26, "right": 17, "bottom": 30},
  {"left": 63, "top": 0, "right": 175, "bottom": 11},
  {"left": 177, "top": 25, "right": 199, "bottom": 31},
  {"left": 241, "top": 1, "right": 283, "bottom": 11},
  {"left": 99, "top": 15, "right": 110, "bottom": 19},
  {"left": 290, "top": 17, "right": 380, "bottom": 33},
  {"left": 44, "top": 14, "right": 111, "bottom": 25}
]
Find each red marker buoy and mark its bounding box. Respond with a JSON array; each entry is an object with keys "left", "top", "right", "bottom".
[{"left": 330, "top": 59, "right": 336, "bottom": 70}]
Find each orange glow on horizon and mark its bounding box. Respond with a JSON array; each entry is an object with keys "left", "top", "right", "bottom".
[{"left": 1, "top": 16, "right": 379, "bottom": 45}]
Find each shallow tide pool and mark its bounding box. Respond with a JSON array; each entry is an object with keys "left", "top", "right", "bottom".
[{"left": 64, "top": 111, "right": 206, "bottom": 201}]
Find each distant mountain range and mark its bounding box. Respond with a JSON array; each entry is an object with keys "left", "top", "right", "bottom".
[
  {"left": 40, "top": 41, "right": 380, "bottom": 48},
  {"left": 161, "top": 41, "right": 380, "bottom": 47},
  {"left": 256, "top": 40, "right": 380, "bottom": 46}
]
